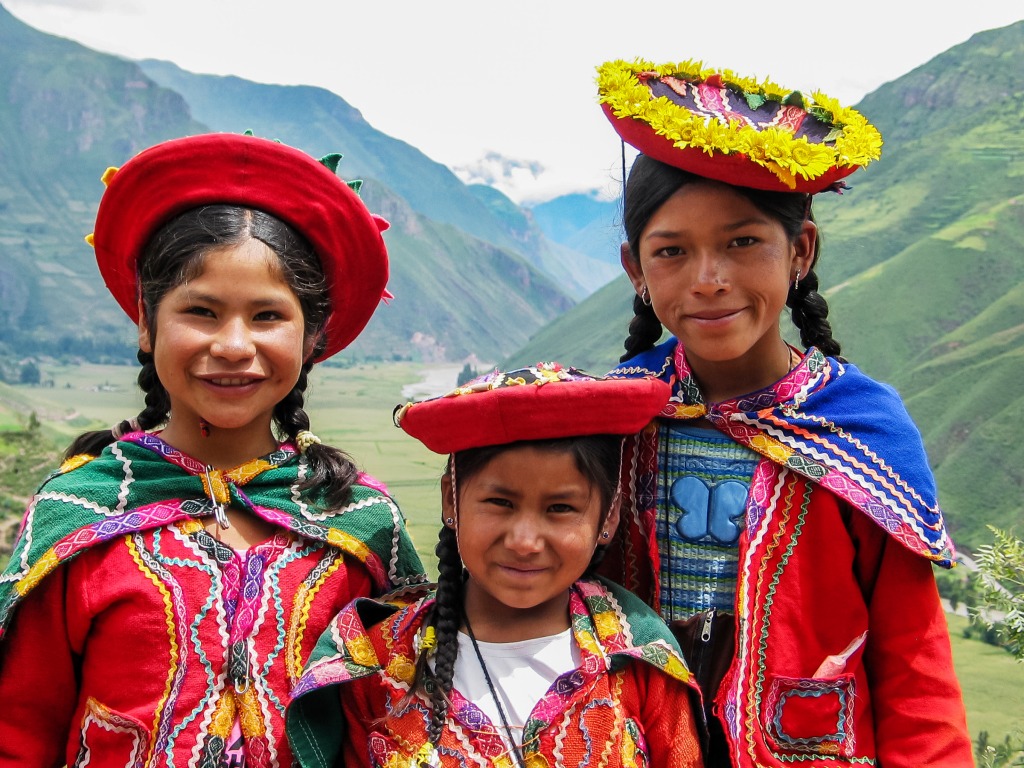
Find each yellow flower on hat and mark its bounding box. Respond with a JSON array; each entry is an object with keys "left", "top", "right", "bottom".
[
  {"left": 786, "top": 138, "right": 835, "bottom": 180},
  {"left": 596, "top": 58, "right": 883, "bottom": 191}
]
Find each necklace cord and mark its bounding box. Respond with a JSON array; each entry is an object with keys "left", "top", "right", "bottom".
[{"left": 462, "top": 613, "right": 529, "bottom": 768}]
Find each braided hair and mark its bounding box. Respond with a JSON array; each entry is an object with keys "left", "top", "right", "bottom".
[
  {"left": 407, "top": 435, "right": 622, "bottom": 747},
  {"left": 619, "top": 154, "right": 842, "bottom": 362},
  {"left": 64, "top": 205, "right": 359, "bottom": 507}
]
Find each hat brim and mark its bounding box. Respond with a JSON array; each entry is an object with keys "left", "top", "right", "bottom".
[
  {"left": 92, "top": 133, "right": 389, "bottom": 361},
  {"left": 398, "top": 376, "right": 671, "bottom": 454},
  {"left": 602, "top": 103, "right": 857, "bottom": 194}
]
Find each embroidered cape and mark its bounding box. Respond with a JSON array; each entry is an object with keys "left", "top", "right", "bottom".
[
  {"left": 609, "top": 338, "right": 954, "bottom": 567},
  {"left": 0, "top": 431, "right": 427, "bottom": 636},
  {"left": 286, "top": 578, "right": 701, "bottom": 768}
]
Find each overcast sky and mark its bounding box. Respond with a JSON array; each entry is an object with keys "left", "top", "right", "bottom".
[{"left": 6, "top": 0, "right": 1022, "bottom": 203}]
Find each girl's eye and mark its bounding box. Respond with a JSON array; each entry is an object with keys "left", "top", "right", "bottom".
[
  {"left": 730, "top": 236, "right": 758, "bottom": 247},
  {"left": 549, "top": 503, "right": 578, "bottom": 514},
  {"left": 483, "top": 497, "right": 512, "bottom": 509},
  {"left": 654, "top": 246, "right": 684, "bottom": 258},
  {"left": 254, "top": 310, "right": 282, "bottom": 322},
  {"left": 185, "top": 306, "right": 215, "bottom": 318}
]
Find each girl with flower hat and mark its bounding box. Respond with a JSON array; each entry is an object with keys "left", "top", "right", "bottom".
[
  {"left": 0, "top": 133, "right": 426, "bottom": 767},
  {"left": 286, "top": 364, "right": 703, "bottom": 768},
  {"left": 594, "top": 60, "right": 972, "bottom": 767}
]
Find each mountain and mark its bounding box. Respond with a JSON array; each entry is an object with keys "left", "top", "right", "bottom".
[
  {"left": 136, "top": 59, "right": 614, "bottom": 299},
  {"left": 504, "top": 20, "right": 1024, "bottom": 550},
  {"left": 530, "top": 193, "right": 622, "bottom": 266},
  {"left": 0, "top": 3, "right": 576, "bottom": 365},
  {"left": 0, "top": 3, "right": 206, "bottom": 358}
]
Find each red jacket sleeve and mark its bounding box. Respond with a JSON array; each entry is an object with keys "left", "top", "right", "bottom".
[
  {"left": 0, "top": 567, "right": 79, "bottom": 767},
  {"left": 632, "top": 663, "right": 703, "bottom": 768},
  {"left": 850, "top": 512, "right": 973, "bottom": 768}
]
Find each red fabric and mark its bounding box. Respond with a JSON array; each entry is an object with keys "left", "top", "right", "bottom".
[
  {"left": 399, "top": 375, "right": 671, "bottom": 454},
  {"left": 336, "top": 590, "right": 702, "bottom": 768},
  {"left": 0, "top": 525, "right": 374, "bottom": 767},
  {"left": 604, "top": 439, "right": 972, "bottom": 767},
  {"left": 601, "top": 103, "right": 856, "bottom": 194},
  {"left": 92, "top": 133, "right": 390, "bottom": 360}
]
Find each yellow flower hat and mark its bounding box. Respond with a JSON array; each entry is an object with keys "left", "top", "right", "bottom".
[{"left": 597, "top": 58, "right": 883, "bottom": 193}]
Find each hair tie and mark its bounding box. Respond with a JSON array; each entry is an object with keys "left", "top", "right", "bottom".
[
  {"left": 414, "top": 742, "right": 439, "bottom": 768},
  {"left": 111, "top": 418, "right": 141, "bottom": 440},
  {"left": 295, "top": 430, "right": 322, "bottom": 454},
  {"left": 420, "top": 625, "right": 437, "bottom": 652}
]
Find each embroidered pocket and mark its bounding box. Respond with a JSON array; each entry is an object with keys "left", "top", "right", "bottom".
[
  {"left": 763, "top": 673, "right": 856, "bottom": 758},
  {"left": 73, "top": 697, "right": 150, "bottom": 768}
]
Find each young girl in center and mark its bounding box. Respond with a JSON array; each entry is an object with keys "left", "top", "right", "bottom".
[
  {"left": 0, "top": 133, "right": 425, "bottom": 767},
  {"left": 287, "top": 363, "right": 703, "bottom": 768}
]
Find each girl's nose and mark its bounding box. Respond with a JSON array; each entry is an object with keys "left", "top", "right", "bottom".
[
  {"left": 504, "top": 514, "right": 544, "bottom": 555},
  {"left": 211, "top": 318, "right": 256, "bottom": 360},
  {"left": 691, "top": 251, "right": 728, "bottom": 295}
]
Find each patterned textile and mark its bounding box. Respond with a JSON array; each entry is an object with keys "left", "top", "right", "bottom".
[
  {"left": 0, "top": 433, "right": 427, "bottom": 767},
  {"left": 656, "top": 422, "right": 756, "bottom": 621},
  {"left": 600, "top": 338, "right": 972, "bottom": 768},
  {"left": 609, "top": 337, "right": 955, "bottom": 572},
  {"left": 1, "top": 432, "right": 425, "bottom": 634},
  {"left": 286, "top": 579, "right": 702, "bottom": 768}
]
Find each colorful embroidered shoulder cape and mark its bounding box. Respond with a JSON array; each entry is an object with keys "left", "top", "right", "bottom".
[
  {"left": 286, "top": 578, "right": 698, "bottom": 768},
  {"left": 0, "top": 432, "right": 427, "bottom": 636},
  {"left": 609, "top": 338, "right": 954, "bottom": 566}
]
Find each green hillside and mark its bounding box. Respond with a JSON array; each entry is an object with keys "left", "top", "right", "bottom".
[
  {"left": 504, "top": 20, "right": 1024, "bottom": 550},
  {"left": 137, "top": 59, "right": 613, "bottom": 299},
  {"left": 0, "top": 4, "right": 576, "bottom": 364}
]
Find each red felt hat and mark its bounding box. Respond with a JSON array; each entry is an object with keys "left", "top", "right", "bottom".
[
  {"left": 395, "top": 363, "right": 671, "bottom": 454},
  {"left": 597, "top": 59, "right": 883, "bottom": 193},
  {"left": 90, "top": 132, "right": 390, "bottom": 361}
]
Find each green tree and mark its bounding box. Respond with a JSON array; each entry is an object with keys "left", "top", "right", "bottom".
[
  {"left": 973, "top": 527, "right": 1024, "bottom": 766},
  {"left": 457, "top": 363, "right": 478, "bottom": 387},
  {"left": 19, "top": 360, "right": 40, "bottom": 385}
]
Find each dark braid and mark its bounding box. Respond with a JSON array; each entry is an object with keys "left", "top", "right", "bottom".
[
  {"left": 786, "top": 264, "right": 843, "bottom": 359},
  {"left": 62, "top": 350, "right": 171, "bottom": 460},
  {"left": 423, "top": 524, "right": 464, "bottom": 747},
  {"left": 621, "top": 293, "right": 664, "bottom": 363},
  {"left": 273, "top": 357, "right": 359, "bottom": 509}
]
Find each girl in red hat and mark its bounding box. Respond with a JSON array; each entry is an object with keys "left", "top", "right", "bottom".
[
  {"left": 286, "top": 364, "right": 703, "bottom": 768},
  {"left": 595, "top": 60, "right": 972, "bottom": 767},
  {"left": 0, "top": 133, "right": 426, "bottom": 767}
]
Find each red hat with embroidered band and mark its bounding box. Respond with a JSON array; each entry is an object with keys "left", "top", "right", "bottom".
[
  {"left": 394, "top": 362, "right": 672, "bottom": 455},
  {"left": 89, "top": 132, "right": 391, "bottom": 361},
  {"left": 597, "top": 59, "right": 883, "bottom": 193}
]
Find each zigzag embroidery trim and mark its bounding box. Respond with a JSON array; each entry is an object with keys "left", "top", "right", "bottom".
[
  {"left": 732, "top": 411, "right": 946, "bottom": 549},
  {"left": 111, "top": 441, "right": 135, "bottom": 515}
]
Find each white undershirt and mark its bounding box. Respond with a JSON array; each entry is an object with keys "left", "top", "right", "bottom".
[{"left": 451, "top": 628, "right": 580, "bottom": 753}]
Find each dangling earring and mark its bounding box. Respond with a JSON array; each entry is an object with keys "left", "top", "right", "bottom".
[
  {"left": 640, "top": 285, "right": 652, "bottom": 306},
  {"left": 199, "top": 418, "right": 211, "bottom": 438},
  {"left": 792, "top": 270, "right": 801, "bottom": 292}
]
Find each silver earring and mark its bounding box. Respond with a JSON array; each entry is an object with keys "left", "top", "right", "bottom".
[
  {"left": 601, "top": 531, "right": 610, "bottom": 540},
  {"left": 444, "top": 517, "right": 454, "bottom": 526},
  {"left": 793, "top": 270, "right": 801, "bottom": 291},
  {"left": 640, "top": 286, "right": 652, "bottom": 306}
]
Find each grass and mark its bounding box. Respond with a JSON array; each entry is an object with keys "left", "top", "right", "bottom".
[
  {"left": 3, "top": 362, "right": 1024, "bottom": 736},
  {"left": 947, "top": 613, "right": 1024, "bottom": 746}
]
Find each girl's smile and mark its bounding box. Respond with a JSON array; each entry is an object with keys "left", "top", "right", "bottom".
[
  {"left": 444, "top": 445, "right": 618, "bottom": 642},
  {"left": 138, "top": 238, "right": 311, "bottom": 466},
  {"left": 623, "top": 179, "right": 815, "bottom": 402}
]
